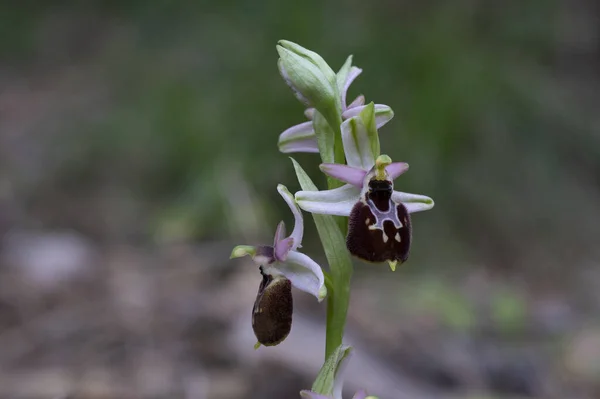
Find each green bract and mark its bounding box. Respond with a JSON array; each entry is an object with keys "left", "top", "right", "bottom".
[{"left": 300, "top": 344, "right": 375, "bottom": 399}]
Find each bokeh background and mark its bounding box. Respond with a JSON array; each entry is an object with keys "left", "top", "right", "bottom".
[{"left": 1, "top": 1, "right": 599, "bottom": 398}]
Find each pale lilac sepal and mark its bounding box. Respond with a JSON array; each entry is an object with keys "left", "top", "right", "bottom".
[
  {"left": 278, "top": 121, "right": 318, "bottom": 153},
  {"left": 280, "top": 138, "right": 319, "bottom": 153}
]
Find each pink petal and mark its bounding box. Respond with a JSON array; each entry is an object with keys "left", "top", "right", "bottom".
[
  {"left": 386, "top": 162, "right": 409, "bottom": 180},
  {"left": 273, "top": 221, "right": 286, "bottom": 247},
  {"left": 319, "top": 163, "right": 367, "bottom": 188},
  {"left": 347, "top": 94, "right": 365, "bottom": 109},
  {"left": 274, "top": 237, "right": 294, "bottom": 262}
]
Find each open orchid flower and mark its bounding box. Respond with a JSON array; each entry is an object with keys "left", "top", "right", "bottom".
[
  {"left": 231, "top": 184, "right": 327, "bottom": 302},
  {"left": 278, "top": 56, "right": 394, "bottom": 154},
  {"left": 300, "top": 345, "right": 377, "bottom": 399},
  {"left": 294, "top": 104, "right": 434, "bottom": 270},
  {"left": 231, "top": 184, "right": 327, "bottom": 347}
]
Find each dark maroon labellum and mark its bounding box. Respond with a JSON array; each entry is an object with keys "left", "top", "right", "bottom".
[
  {"left": 346, "top": 178, "right": 411, "bottom": 267},
  {"left": 252, "top": 267, "right": 293, "bottom": 346}
]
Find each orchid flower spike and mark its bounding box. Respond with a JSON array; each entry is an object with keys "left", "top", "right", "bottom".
[
  {"left": 278, "top": 55, "right": 394, "bottom": 154},
  {"left": 300, "top": 345, "right": 378, "bottom": 399},
  {"left": 231, "top": 185, "right": 327, "bottom": 346},
  {"left": 294, "top": 104, "right": 434, "bottom": 271}
]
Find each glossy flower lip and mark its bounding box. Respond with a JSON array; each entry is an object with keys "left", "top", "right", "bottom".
[
  {"left": 278, "top": 57, "right": 394, "bottom": 154},
  {"left": 231, "top": 184, "right": 327, "bottom": 301},
  {"left": 294, "top": 105, "right": 434, "bottom": 217}
]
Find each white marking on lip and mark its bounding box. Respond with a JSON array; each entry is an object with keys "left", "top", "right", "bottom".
[{"left": 395, "top": 232, "right": 401, "bottom": 242}]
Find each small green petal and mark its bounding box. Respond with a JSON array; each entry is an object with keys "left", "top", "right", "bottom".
[
  {"left": 230, "top": 245, "right": 257, "bottom": 259},
  {"left": 318, "top": 285, "right": 328, "bottom": 301},
  {"left": 388, "top": 260, "right": 397, "bottom": 271}
]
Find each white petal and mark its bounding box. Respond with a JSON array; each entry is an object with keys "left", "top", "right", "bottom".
[
  {"left": 295, "top": 184, "right": 359, "bottom": 216},
  {"left": 277, "top": 184, "right": 304, "bottom": 249},
  {"left": 392, "top": 191, "right": 435, "bottom": 213},
  {"left": 275, "top": 250, "right": 326, "bottom": 301}
]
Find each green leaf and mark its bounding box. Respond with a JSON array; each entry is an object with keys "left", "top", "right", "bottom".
[
  {"left": 291, "top": 158, "right": 353, "bottom": 360},
  {"left": 311, "top": 344, "right": 353, "bottom": 397}
]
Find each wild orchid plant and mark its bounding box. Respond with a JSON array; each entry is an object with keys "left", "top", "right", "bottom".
[{"left": 231, "top": 40, "right": 434, "bottom": 398}]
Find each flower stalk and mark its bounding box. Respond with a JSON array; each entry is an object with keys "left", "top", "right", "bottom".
[{"left": 232, "top": 40, "right": 433, "bottom": 398}]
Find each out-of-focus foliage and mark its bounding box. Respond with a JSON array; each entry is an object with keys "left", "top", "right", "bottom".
[
  {"left": 1, "top": 1, "right": 600, "bottom": 397},
  {"left": 4, "top": 1, "right": 598, "bottom": 278}
]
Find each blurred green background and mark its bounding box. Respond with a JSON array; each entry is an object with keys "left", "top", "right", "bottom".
[{"left": 1, "top": 1, "right": 599, "bottom": 398}]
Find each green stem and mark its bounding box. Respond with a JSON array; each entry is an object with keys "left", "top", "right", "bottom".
[
  {"left": 305, "top": 101, "right": 353, "bottom": 361},
  {"left": 323, "top": 114, "right": 352, "bottom": 361},
  {"left": 324, "top": 262, "right": 351, "bottom": 359}
]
